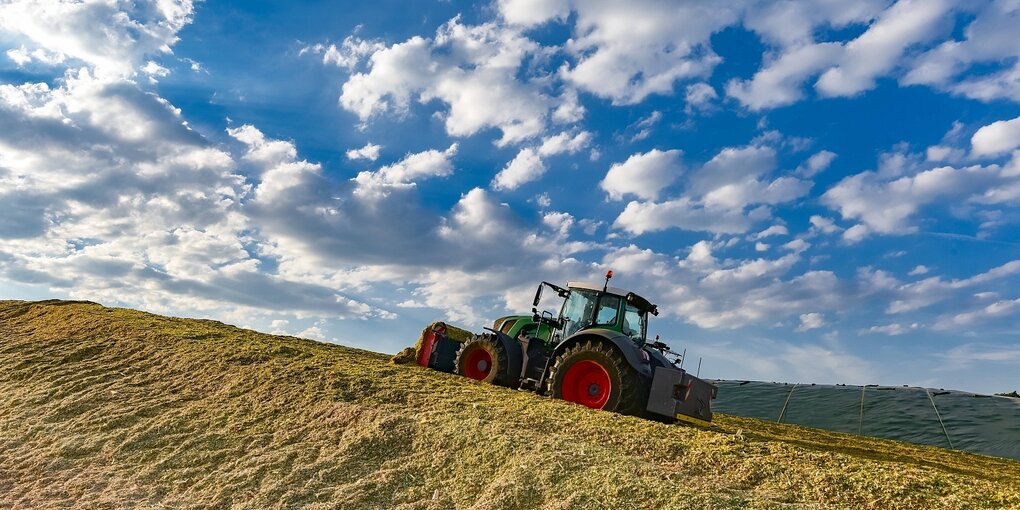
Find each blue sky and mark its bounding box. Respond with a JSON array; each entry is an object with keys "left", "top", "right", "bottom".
[{"left": 2, "top": 0, "right": 1020, "bottom": 393}]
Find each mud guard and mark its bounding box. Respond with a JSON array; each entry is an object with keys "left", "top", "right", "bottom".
[
  {"left": 550, "top": 330, "right": 653, "bottom": 378},
  {"left": 482, "top": 327, "right": 524, "bottom": 385},
  {"left": 646, "top": 366, "right": 718, "bottom": 424}
]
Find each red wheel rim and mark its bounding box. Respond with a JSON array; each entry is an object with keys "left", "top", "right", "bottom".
[
  {"left": 561, "top": 359, "right": 612, "bottom": 409},
  {"left": 463, "top": 347, "right": 493, "bottom": 380}
]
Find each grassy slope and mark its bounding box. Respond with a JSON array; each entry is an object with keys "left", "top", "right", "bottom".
[{"left": 0, "top": 300, "right": 1018, "bottom": 510}]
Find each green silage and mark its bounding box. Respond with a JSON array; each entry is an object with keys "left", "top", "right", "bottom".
[{"left": 0, "top": 300, "right": 1018, "bottom": 509}]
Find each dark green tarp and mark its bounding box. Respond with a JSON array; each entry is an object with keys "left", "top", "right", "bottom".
[{"left": 711, "top": 380, "right": 1020, "bottom": 461}]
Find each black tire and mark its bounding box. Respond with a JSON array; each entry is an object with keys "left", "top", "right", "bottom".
[
  {"left": 546, "top": 340, "right": 647, "bottom": 417},
  {"left": 454, "top": 334, "right": 510, "bottom": 386}
]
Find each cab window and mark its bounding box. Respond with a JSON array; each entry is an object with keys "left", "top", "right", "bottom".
[
  {"left": 595, "top": 295, "right": 621, "bottom": 326},
  {"left": 623, "top": 303, "right": 645, "bottom": 340}
]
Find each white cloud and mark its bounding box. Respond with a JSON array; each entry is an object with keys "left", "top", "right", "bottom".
[
  {"left": 908, "top": 265, "right": 929, "bottom": 276},
  {"left": 6, "top": 45, "right": 66, "bottom": 67},
  {"left": 971, "top": 116, "right": 1020, "bottom": 157},
  {"left": 560, "top": 0, "right": 738, "bottom": 104},
  {"left": 684, "top": 83, "right": 718, "bottom": 113},
  {"left": 542, "top": 211, "right": 574, "bottom": 236},
  {"left": 942, "top": 342, "right": 1020, "bottom": 365},
  {"left": 885, "top": 260, "right": 1020, "bottom": 315},
  {"left": 492, "top": 148, "right": 545, "bottom": 191},
  {"left": 489, "top": 130, "right": 590, "bottom": 191},
  {"left": 822, "top": 153, "right": 1011, "bottom": 237},
  {"left": 935, "top": 298, "right": 1020, "bottom": 330},
  {"left": 727, "top": 42, "right": 842, "bottom": 110},
  {"left": 0, "top": 0, "right": 195, "bottom": 78},
  {"left": 903, "top": 1, "right": 1020, "bottom": 102},
  {"left": 339, "top": 18, "right": 555, "bottom": 146},
  {"left": 796, "top": 312, "right": 826, "bottom": 332},
  {"left": 537, "top": 131, "right": 591, "bottom": 156},
  {"left": 809, "top": 215, "right": 842, "bottom": 234},
  {"left": 346, "top": 142, "right": 382, "bottom": 161},
  {"left": 302, "top": 36, "right": 385, "bottom": 70},
  {"left": 297, "top": 325, "right": 327, "bottom": 340},
  {"left": 866, "top": 323, "right": 920, "bottom": 336},
  {"left": 600, "top": 149, "right": 681, "bottom": 201},
  {"left": 798, "top": 150, "right": 837, "bottom": 177},
  {"left": 611, "top": 142, "right": 811, "bottom": 235},
  {"left": 498, "top": 0, "right": 570, "bottom": 26},
  {"left": 842, "top": 224, "right": 871, "bottom": 244},
  {"left": 614, "top": 198, "right": 751, "bottom": 235},
  {"left": 142, "top": 60, "right": 169, "bottom": 78},
  {"left": 0, "top": 76, "right": 398, "bottom": 323},
  {"left": 753, "top": 225, "right": 788, "bottom": 239},
  {"left": 783, "top": 239, "right": 810, "bottom": 253},
  {"left": 352, "top": 144, "right": 458, "bottom": 198},
  {"left": 815, "top": 0, "right": 954, "bottom": 97}
]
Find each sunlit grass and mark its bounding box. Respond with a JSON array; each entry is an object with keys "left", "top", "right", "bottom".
[{"left": 1, "top": 300, "right": 1017, "bottom": 509}]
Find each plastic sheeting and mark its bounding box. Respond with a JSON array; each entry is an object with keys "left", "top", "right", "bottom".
[{"left": 711, "top": 380, "right": 1020, "bottom": 461}]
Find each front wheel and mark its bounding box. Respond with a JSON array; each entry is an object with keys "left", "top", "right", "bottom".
[
  {"left": 454, "top": 334, "right": 510, "bottom": 386},
  {"left": 546, "top": 340, "right": 646, "bottom": 416}
]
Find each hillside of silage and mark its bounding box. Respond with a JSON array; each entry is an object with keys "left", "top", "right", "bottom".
[{"left": 1, "top": 300, "right": 1018, "bottom": 509}]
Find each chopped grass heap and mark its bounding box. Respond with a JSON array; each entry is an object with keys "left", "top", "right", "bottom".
[{"left": 1, "top": 300, "right": 1019, "bottom": 509}]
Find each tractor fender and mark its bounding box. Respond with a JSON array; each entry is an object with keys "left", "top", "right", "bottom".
[
  {"left": 482, "top": 327, "right": 524, "bottom": 384},
  {"left": 548, "top": 329, "right": 653, "bottom": 381}
]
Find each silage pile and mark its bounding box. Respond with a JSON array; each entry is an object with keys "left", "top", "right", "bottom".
[{"left": 1, "top": 300, "right": 1018, "bottom": 509}]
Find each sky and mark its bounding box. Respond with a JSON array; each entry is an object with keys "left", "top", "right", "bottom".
[{"left": 1, "top": 0, "right": 1020, "bottom": 393}]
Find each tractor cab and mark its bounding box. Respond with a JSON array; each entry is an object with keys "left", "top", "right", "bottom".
[{"left": 531, "top": 272, "right": 659, "bottom": 345}]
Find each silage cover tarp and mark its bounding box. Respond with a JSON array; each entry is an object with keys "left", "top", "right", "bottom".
[{"left": 711, "top": 380, "right": 1020, "bottom": 461}]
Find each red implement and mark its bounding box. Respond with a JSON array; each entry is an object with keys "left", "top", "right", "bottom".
[{"left": 416, "top": 323, "right": 448, "bottom": 368}]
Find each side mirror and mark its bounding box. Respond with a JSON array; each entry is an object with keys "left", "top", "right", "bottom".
[{"left": 533, "top": 284, "right": 543, "bottom": 307}]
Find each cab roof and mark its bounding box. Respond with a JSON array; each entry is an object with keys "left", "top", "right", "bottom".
[{"left": 566, "top": 281, "right": 658, "bottom": 315}]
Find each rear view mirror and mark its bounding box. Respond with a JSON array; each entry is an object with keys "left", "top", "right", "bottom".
[{"left": 533, "top": 284, "right": 543, "bottom": 307}]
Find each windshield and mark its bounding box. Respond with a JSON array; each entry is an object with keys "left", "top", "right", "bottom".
[
  {"left": 560, "top": 289, "right": 626, "bottom": 336},
  {"left": 560, "top": 289, "right": 596, "bottom": 337}
]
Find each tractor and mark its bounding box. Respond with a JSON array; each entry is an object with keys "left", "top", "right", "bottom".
[{"left": 414, "top": 272, "right": 717, "bottom": 424}]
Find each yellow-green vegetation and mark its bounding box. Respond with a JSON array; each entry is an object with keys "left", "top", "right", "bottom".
[{"left": 1, "top": 300, "right": 1018, "bottom": 509}]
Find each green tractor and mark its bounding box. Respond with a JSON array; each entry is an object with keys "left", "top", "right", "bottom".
[{"left": 415, "top": 272, "right": 717, "bottom": 424}]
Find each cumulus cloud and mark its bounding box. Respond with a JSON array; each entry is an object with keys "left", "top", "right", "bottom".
[
  {"left": 612, "top": 143, "right": 811, "bottom": 235},
  {"left": 865, "top": 322, "right": 920, "bottom": 336},
  {"left": 301, "top": 36, "right": 385, "bottom": 70},
  {"left": 352, "top": 144, "right": 458, "bottom": 198},
  {"left": 822, "top": 140, "right": 1020, "bottom": 239},
  {"left": 339, "top": 18, "right": 556, "bottom": 146},
  {"left": 560, "top": 1, "right": 737, "bottom": 105},
  {"left": 971, "top": 116, "right": 1020, "bottom": 157},
  {"left": 492, "top": 148, "right": 545, "bottom": 191},
  {"left": 815, "top": 0, "right": 954, "bottom": 98},
  {"left": 600, "top": 149, "right": 682, "bottom": 201},
  {"left": 684, "top": 83, "right": 718, "bottom": 113},
  {"left": 903, "top": 1, "right": 1020, "bottom": 102},
  {"left": 0, "top": 0, "right": 195, "bottom": 78},
  {"left": 491, "top": 131, "right": 591, "bottom": 190},
  {"left": 498, "top": 0, "right": 570, "bottom": 26},
  {"left": 0, "top": 73, "right": 397, "bottom": 322},
  {"left": 727, "top": 43, "right": 842, "bottom": 110},
  {"left": 798, "top": 150, "right": 837, "bottom": 177},
  {"left": 796, "top": 312, "right": 826, "bottom": 332},
  {"left": 346, "top": 142, "right": 382, "bottom": 161}
]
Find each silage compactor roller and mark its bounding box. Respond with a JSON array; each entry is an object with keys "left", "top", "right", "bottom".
[{"left": 413, "top": 272, "right": 717, "bottom": 424}]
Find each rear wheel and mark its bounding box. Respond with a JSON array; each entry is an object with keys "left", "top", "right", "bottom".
[
  {"left": 546, "top": 340, "right": 646, "bottom": 416},
  {"left": 454, "top": 334, "right": 510, "bottom": 386}
]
